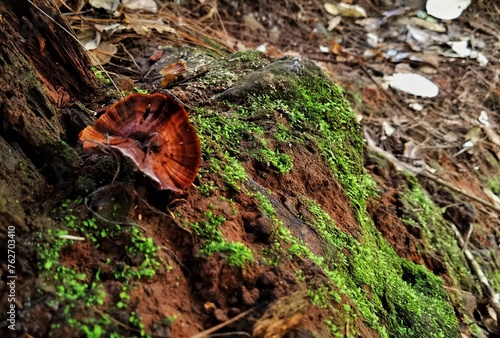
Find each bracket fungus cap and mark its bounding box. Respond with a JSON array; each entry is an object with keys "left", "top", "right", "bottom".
[{"left": 79, "top": 93, "right": 201, "bottom": 192}]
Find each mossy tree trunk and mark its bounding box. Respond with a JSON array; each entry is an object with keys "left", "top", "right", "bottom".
[{"left": 0, "top": 1, "right": 96, "bottom": 332}]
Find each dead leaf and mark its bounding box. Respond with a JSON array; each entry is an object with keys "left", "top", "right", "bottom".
[
  {"left": 484, "top": 188, "right": 500, "bottom": 209},
  {"left": 159, "top": 60, "right": 186, "bottom": 87},
  {"left": 126, "top": 14, "right": 176, "bottom": 35},
  {"left": 465, "top": 126, "right": 482, "bottom": 144},
  {"left": 407, "top": 53, "right": 440, "bottom": 68},
  {"left": 328, "top": 40, "right": 343, "bottom": 55},
  {"left": 404, "top": 140, "right": 421, "bottom": 160},
  {"left": 384, "top": 73, "right": 439, "bottom": 97},
  {"left": 327, "top": 16, "right": 341, "bottom": 31},
  {"left": 478, "top": 110, "right": 490, "bottom": 126},
  {"left": 483, "top": 127, "right": 500, "bottom": 147},
  {"left": 89, "top": 0, "right": 119, "bottom": 11},
  {"left": 408, "top": 17, "right": 446, "bottom": 33},
  {"left": 356, "top": 18, "right": 382, "bottom": 31},
  {"left": 426, "top": 0, "right": 471, "bottom": 20},
  {"left": 325, "top": 2, "right": 367, "bottom": 18},
  {"left": 122, "top": 0, "right": 158, "bottom": 12},
  {"left": 324, "top": 2, "right": 339, "bottom": 16},
  {"left": 443, "top": 131, "right": 458, "bottom": 143},
  {"left": 149, "top": 50, "right": 163, "bottom": 62},
  {"left": 90, "top": 42, "right": 118, "bottom": 66},
  {"left": 243, "top": 13, "right": 265, "bottom": 30},
  {"left": 77, "top": 30, "right": 101, "bottom": 51},
  {"left": 382, "top": 121, "right": 396, "bottom": 137}
]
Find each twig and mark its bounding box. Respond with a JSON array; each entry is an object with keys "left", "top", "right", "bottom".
[
  {"left": 364, "top": 130, "right": 500, "bottom": 215},
  {"left": 204, "top": 332, "right": 250, "bottom": 337},
  {"left": 189, "top": 308, "right": 254, "bottom": 338},
  {"left": 120, "top": 42, "right": 142, "bottom": 73},
  {"left": 93, "top": 308, "right": 170, "bottom": 338},
  {"left": 448, "top": 220, "right": 495, "bottom": 295}
]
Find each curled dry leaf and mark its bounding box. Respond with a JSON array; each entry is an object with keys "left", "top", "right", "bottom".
[
  {"left": 324, "top": 2, "right": 367, "bottom": 18},
  {"left": 77, "top": 30, "right": 101, "bottom": 51},
  {"left": 159, "top": 60, "right": 187, "bottom": 88},
  {"left": 79, "top": 93, "right": 201, "bottom": 192},
  {"left": 89, "top": 42, "right": 118, "bottom": 66},
  {"left": 122, "top": 0, "right": 158, "bottom": 12},
  {"left": 327, "top": 16, "right": 341, "bottom": 31},
  {"left": 89, "top": 0, "right": 119, "bottom": 11}
]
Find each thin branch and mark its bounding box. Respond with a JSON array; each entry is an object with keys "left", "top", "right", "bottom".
[{"left": 189, "top": 308, "right": 254, "bottom": 338}]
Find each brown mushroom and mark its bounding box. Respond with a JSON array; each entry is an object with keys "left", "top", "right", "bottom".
[{"left": 79, "top": 93, "right": 201, "bottom": 192}]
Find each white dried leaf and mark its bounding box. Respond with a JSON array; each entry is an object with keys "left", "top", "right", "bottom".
[
  {"left": 382, "top": 121, "right": 396, "bottom": 137},
  {"left": 122, "top": 0, "right": 158, "bottom": 12},
  {"left": 366, "top": 33, "right": 378, "bottom": 48},
  {"left": 384, "top": 73, "right": 439, "bottom": 98},
  {"left": 90, "top": 42, "right": 118, "bottom": 66},
  {"left": 426, "top": 0, "right": 471, "bottom": 20},
  {"left": 443, "top": 131, "right": 458, "bottom": 143},
  {"left": 327, "top": 16, "right": 342, "bottom": 31},
  {"left": 89, "top": 0, "right": 119, "bottom": 11},
  {"left": 408, "top": 17, "right": 446, "bottom": 33},
  {"left": 409, "top": 102, "right": 424, "bottom": 111},
  {"left": 403, "top": 140, "right": 421, "bottom": 160},
  {"left": 450, "top": 40, "right": 471, "bottom": 57},
  {"left": 355, "top": 18, "right": 381, "bottom": 31},
  {"left": 337, "top": 3, "right": 367, "bottom": 18},
  {"left": 77, "top": 30, "right": 101, "bottom": 51},
  {"left": 319, "top": 45, "right": 329, "bottom": 53},
  {"left": 478, "top": 110, "right": 489, "bottom": 126},
  {"left": 483, "top": 126, "right": 500, "bottom": 146},
  {"left": 325, "top": 2, "right": 366, "bottom": 18},
  {"left": 324, "top": 2, "right": 339, "bottom": 15},
  {"left": 476, "top": 52, "right": 489, "bottom": 66}
]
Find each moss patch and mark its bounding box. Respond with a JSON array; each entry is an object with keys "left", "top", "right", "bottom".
[{"left": 192, "top": 52, "right": 460, "bottom": 337}]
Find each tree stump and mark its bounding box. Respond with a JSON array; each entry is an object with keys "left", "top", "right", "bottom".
[{"left": 0, "top": 1, "right": 97, "bottom": 334}]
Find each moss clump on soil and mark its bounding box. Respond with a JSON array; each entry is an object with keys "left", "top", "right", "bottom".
[
  {"left": 486, "top": 175, "right": 500, "bottom": 196},
  {"left": 35, "top": 199, "right": 163, "bottom": 337},
  {"left": 399, "top": 175, "right": 478, "bottom": 290},
  {"left": 255, "top": 188, "right": 459, "bottom": 337},
  {"left": 188, "top": 210, "right": 254, "bottom": 268},
  {"left": 191, "top": 52, "right": 460, "bottom": 337}
]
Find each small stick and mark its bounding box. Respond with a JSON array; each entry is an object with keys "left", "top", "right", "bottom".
[
  {"left": 189, "top": 308, "right": 254, "bottom": 338},
  {"left": 364, "top": 131, "right": 500, "bottom": 215}
]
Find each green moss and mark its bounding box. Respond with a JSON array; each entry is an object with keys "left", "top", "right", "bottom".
[
  {"left": 400, "top": 175, "right": 475, "bottom": 290},
  {"left": 189, "top": 210, "right": 254, "bottom": 268},
  {"left": 133, "top": 87, "right": 148, "bottom": 94},
  {"left": 190, "top": 52, "right": 460, "bottom": 337},
  {"left": 487, "top": 176, "right": 500, "bottom": 195},
  {"left": 74, "top": 176, "right": 97, "bottom": 194},
  {"left": 38, "top": 199, "right": 163, "bottom": 337},
  {"left": 91, "top": 67, "right": 111, "bottom": 85},
  {"left": 258, "top": 138, "right": 293, "bottom": 173}
]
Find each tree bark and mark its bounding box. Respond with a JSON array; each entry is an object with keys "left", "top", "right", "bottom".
[
  {"left": 0, "top": 2, "right": 97, "bottom": 334},
  {"left": 0, "top": 0, "right": 97, "bottom": 191}
]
